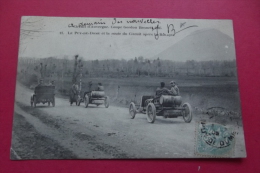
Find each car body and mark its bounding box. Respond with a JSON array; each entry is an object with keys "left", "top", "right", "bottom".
[
  {"left": 82, "top": 91, "right": 109, "bottom": 108},
  {"left": 30, "top": 85, "right": 55, "bottom": 107}
]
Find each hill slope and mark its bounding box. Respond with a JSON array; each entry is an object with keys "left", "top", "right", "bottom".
[{"left": 154, "top": 29, "right": 235, "bottom": 61}]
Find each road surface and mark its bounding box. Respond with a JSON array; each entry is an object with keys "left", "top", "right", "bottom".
[{"left": 11, "top": 83, "right": 246, "bottom": 159}]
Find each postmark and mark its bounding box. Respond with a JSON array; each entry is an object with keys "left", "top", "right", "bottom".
[{"left": 195, "top": 121, "right": 236, "bottom": 157}]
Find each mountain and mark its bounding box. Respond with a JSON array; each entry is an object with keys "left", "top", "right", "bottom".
[{"left": 153, "top": 29, "right": 235, "bottom": 61}]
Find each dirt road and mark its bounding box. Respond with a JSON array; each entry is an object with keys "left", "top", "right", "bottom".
[{"left": 11, "top": 83, "right": 246, "bottom": 159}]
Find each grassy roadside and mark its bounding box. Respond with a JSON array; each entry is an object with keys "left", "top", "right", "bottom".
[{"left": 11, "top": 112, "right": 77, "bottom": 160}]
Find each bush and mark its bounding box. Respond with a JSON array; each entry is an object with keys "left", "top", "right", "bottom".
[{"left": 19, "top": 73, "right": 38, "bottom": 87}]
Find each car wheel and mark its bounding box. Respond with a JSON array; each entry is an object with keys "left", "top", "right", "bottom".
[
  {"left": 33, "top": 96, "right": 37, "bottom": 108},
  {"left": 30, "top": 97, "right": 33, "bottom": 107},
  {"left": 146, "top": 103, "right": 156, "bottom": 123},
  {"left": 84, "top": 95, "right": 89, "bottom": 108},
  {"left": 52, "top": 97, "right": 55, "bottom": 107},
  {"left": 104, "top": 96, "right": 109, "bottom": 108},
  {"left": 129, "top": 102, "right": 137, "bottom": 119},
  {"left": 77, "top": 97, "right": 81, "bottom": 106},
  {"left": 182, "top": 103, "right": 192, "bottom": 123}
]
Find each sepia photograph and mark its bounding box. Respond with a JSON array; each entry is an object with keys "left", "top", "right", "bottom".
[{"left": 11, "top": 16, "right": 246, "bottom": 159}]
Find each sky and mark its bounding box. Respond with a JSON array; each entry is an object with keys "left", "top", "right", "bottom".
[{"left": 19, "top": 16, "right": 235, "bottom": 61}]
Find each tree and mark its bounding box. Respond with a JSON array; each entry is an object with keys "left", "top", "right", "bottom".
[
  {"left": 44, "top": 64, "right": 47, "bottom": 77},
  {"left": 40, "top": 63, "right": 43, "bottom": 78},
  {"left": 157, "top": 57, "right": 161, "bottom": 75},
  {"left": 138, "top": 56, "right": 144, "bottom": 63},
  {"left": 72, "top": 55, "right": 78, "bottom": 83},
  {"left": 134, "top": 57, "right": 138, "bottom": 64}
]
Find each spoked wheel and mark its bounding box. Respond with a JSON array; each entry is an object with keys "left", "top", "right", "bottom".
[
  {"left": 84, "top": 95, "right": 89, "bottom": 108},
  {"left": 30, "top": 97, "right": 33, "bottom": 107},
  {"left": 182, "top": 103, "right": 192, "bottom": 123},
  {"left": 77, "top": 96, "right": 81, "bottom": 106},
  {"left": 146, "top": 103, "right": 156, "bottom": 123},
  {"left": 69, "top": 97, "right": 72, "bottom": 106},
  {"left": 104, "top": 96, "right": 109, "bottom": 108},
  {"left": 33, "top": 96, "right": 37, "bottom": 108},
  {"left": 129, "top": 102, "right": 137, "bottom": 119},
  {"left": 52, "top": 97, "right": 55, "bottom": 107}
]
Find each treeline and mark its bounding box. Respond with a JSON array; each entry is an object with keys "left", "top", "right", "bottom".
[{"left": 18, "top": 56, "right": 237, "bottom": 81}]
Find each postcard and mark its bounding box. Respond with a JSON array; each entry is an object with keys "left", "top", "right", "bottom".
[{"left": 11, "top": 16, "right": 246, "bottom": 159}]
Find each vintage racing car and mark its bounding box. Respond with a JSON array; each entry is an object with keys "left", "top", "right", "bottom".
[
  {"left": 129, "top": 95, "right": 192, "bottom": 123},
  {"left": 81, "top": 91, "right": 109, "bottom": 108},
  {"left": 30, "top": 85, "right": 55, "bottom": 107}
]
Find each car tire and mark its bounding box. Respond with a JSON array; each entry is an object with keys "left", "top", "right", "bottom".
[
  {"left": 33, "top": 96, "right": 37, "bottom": 108},
  {"left": 129, "top": 102, "right": 137, "bottom": 119},
  {"left": 77, "top": 97, "right": 81, "bottom": 106},
  {"left": 30, "top": 97, "right": 33, "bottom": 107},
  {"left": 182, "top": 103, "right": 192, "bottom": 123},
  {"left": 146, "top": 103, "right": 156, "bottom": 123},
  {"left": 104, "top": 96, "right": 109, "bottom": 108},
  {"left": 84, "top": 95, "right": 89, "bottom": 108},
  {"left": 52, "top": 97, "right": 55, "bottom": 107}
]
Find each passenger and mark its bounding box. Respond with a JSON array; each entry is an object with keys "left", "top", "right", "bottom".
[
  {"left": 36, "top": 79, "right": 44, "bottom": 87},
  {"left": 48, "top": 80, "right": 55, "bottom": 86},
  {"left": 155, "top": 82, "right": 170, "bottom": 97},
  {"left": 169, "top": 81, "right": 179, "bottom": 96},
  {"left": 84, "top": 81, "right": 93, "bottom": 97},
  {"left": 96, "top": 83, "right": 104, "bottom": 91},
  {"left": 88, "top": 81, "right": 93, "bottom": 92}
]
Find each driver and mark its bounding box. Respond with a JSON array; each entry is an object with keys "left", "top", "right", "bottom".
[
  {"left": 155, "top": 82, "right": 170, "bottom": 97},
  {"left": 84, "top": 81, "right": 93, "bottom": 97},
  {"left": 36, "top": 79, "right": 44, "bottom": 87},
  {"left": 143, "top": 82, "right": 170, "bottom": 109}
]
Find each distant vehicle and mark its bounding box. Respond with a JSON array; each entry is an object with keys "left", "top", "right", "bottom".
[
  {"left": 129, "top": 95, "right": 192, "bottom": 123},
  {"left": 81, "top": 91, "right": 109, "bottom": 108},
  {"left": 31, "top": 86, "right": 55, "bottom": 107}
]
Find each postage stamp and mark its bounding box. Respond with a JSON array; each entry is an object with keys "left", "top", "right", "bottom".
[{"left": 195, "top": 121, "right": 236, "bottom": 157}]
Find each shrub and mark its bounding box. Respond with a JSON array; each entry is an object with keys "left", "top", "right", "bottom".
[{"left": 19, "top": 73, "right": 38, "bottom": 87}]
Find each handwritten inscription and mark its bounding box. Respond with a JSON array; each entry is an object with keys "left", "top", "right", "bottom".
[
  {"left": 66, "top": 18, "right": 198, "bottom": 40},
  {"left": 112, "top": 18, "right": 160, "bottom": 25},
  {"left": 150, "top": 23, "right": 198, "bottom": 40},
  {"left": 68, "top": 20, "right": 106, "bottom": 28}
]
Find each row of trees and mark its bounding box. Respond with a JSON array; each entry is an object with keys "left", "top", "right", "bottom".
[
  {"left": 85, "top": 57, "right": 237, "bottom": 77},
  {"left": 18, "top": 56, "right": 237, "bottom": 82}
]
